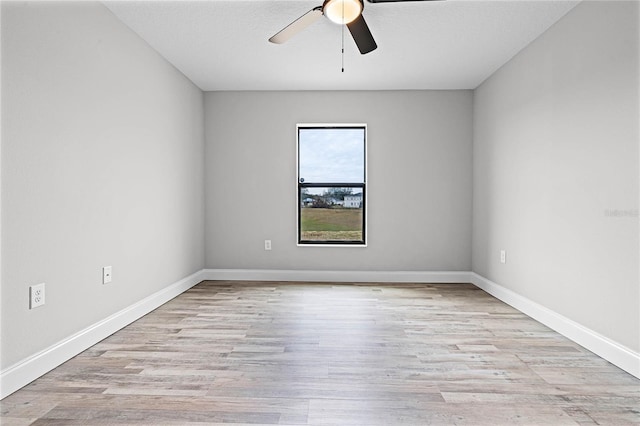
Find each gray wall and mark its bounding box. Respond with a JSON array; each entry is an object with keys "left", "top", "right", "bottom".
[
  {"left": 473, "top": 1, "right": 639, "bottom": 351},
  {"left": 205, "top": 91, "right": 473, "bottom": 271},
  {"left": 1, "top": 2, "right": 205, "bottom": 369}
]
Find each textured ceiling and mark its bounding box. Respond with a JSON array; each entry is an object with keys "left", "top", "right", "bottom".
[{"left": 104, "top": 0, "right": 580, "bottom": 91}]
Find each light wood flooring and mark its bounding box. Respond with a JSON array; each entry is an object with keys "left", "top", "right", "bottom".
[{"left": 2, "top": 281, "right": 639, "bottom": 425}]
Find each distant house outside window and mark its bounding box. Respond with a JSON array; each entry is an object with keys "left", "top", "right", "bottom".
[
  {"left": 297, "top": 124, "right": 367, "bottom": 246},
  {"left": 343, "top": 194, "right": 362, "bottom": 208}
]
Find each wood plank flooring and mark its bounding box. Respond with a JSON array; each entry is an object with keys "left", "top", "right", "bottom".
[{"left": 2, "top": 281, "right": 639, "bottom": 425}]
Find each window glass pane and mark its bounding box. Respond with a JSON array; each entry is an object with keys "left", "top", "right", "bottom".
[
  {"left": 300, "top": 187, "right": 364, "bottom": 242},
  {"left": 299, "top": 128, "right": 365, "bottom": 183}
]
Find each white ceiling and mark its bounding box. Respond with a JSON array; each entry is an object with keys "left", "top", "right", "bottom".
[{"left": 104, "top": 0, "right": 580, "bottom": 91}]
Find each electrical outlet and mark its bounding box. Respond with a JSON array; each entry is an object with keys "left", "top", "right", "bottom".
[
  {"left": 264, "top": 240, "right": 272, "bottom": 251},
  {"left": 500, "top": 250, "right": 506, "bottom": 264},
  {"left": 103, "top": 266, "right": 112, "bottom": 284},
  {"left": 30, "top": 283, "right": 45, "bottom": 309}
]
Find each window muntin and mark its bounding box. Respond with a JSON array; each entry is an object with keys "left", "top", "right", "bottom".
[{"left": 297, "top": 125, "right": 366, "bottom": 245}]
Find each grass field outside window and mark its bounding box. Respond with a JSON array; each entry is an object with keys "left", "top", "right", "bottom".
[{"left": 300, "top": 207, "right": 363, "bottom": 241}]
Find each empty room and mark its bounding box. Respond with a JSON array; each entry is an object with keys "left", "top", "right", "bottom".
[{"left": 1, "top": 0, "right": 638, "bottom": 424}]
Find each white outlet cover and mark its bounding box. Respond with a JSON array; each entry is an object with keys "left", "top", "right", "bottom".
[
  {"left": 264, "top": 240, "right": 272, "bottom": 251},
  {"left": 30, "top": 283, "right": 46, "bottom": 309},
  {"left": 103, "top": 266, "right": 113, "bottom": 284},
  {"left": 500, "top": 250, "right": 506, "bottom": 264}
]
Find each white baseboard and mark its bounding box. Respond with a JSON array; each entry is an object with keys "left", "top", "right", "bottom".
[
  {"left": 202, "top": 268, "right": 471, "bottom": 283},
  {"left": 0, "top": 269, "right": 206, "bottom": 399},
  {"left": 470, "top": 272, "right": 640, "bottom": 379}
]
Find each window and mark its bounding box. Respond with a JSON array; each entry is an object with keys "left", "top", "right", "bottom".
[{"left": 297, "top": 124, "right": 366, "bottom": 245}]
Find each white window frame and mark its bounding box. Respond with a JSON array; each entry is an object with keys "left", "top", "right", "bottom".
[{"left": 296, "top": 123, "right": 368, "bottom": 247}]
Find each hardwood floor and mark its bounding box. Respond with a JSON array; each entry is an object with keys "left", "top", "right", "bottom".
[{"left": 2, "top": 281, "right": 639, "bottom": 425}]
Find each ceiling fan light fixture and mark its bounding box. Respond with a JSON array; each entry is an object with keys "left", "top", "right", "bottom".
[{"left": 323, "top": 0, "right": 363, "bottom": 25}]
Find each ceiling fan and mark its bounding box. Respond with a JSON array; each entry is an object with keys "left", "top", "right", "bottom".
[{"left": 268, "top": 0, "right": 442, "bottom": 55}]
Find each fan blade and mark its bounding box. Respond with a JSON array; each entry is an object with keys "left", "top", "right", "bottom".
[
  {"left": 269, "top": 7, "right": 323, "bottom": 44},
  {"left": 347, "top": 14, "right": 377, "bottom": 54},
  {"left": 367, "top": 0, "right": 443, "bottom": 3}
]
